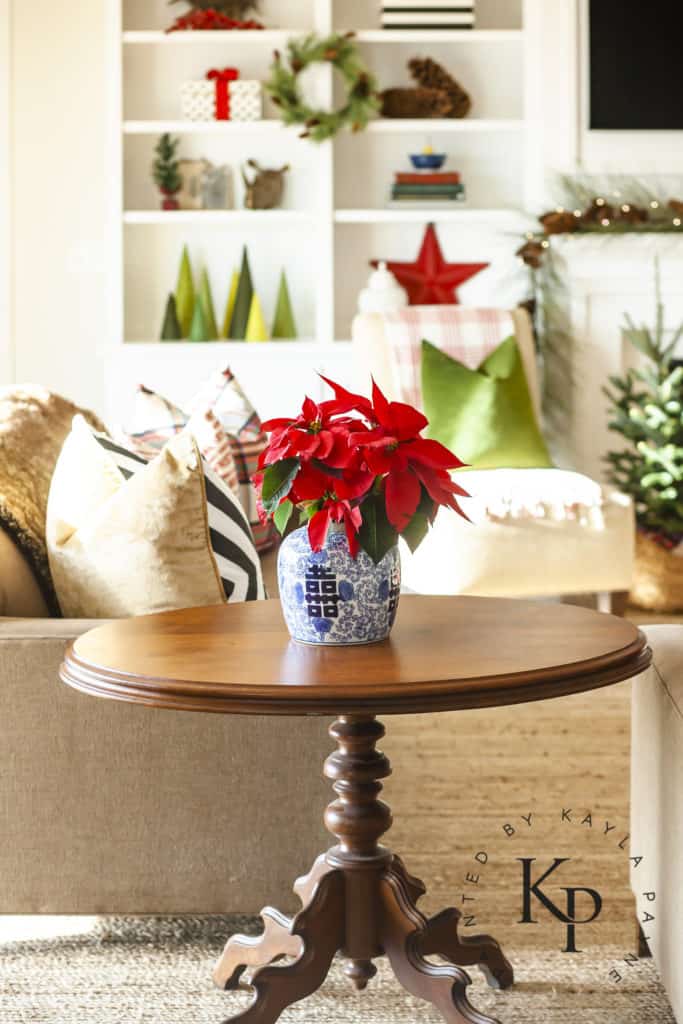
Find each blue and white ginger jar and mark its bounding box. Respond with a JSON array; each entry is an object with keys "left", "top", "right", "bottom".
[{"left": 277, "top": 524, "right": 401, "bottom": 645}]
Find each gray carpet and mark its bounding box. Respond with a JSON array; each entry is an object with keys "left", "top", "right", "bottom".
[{"left": 0, "top": 916, "right": 675, "bottom": 1023}]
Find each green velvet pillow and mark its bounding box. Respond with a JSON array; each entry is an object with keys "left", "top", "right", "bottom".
[{"left": 421, "top": 336, "right": 553, "bottom": 470}]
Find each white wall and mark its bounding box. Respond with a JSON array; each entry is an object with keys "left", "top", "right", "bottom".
[
  {"left": 7, "top": 0, "right": 112, "bottom": 412},
  {"left": 0, "top": 1, "right": 13, "bottom": 384}
]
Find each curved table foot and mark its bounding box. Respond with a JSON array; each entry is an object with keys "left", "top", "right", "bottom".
[
  {"left": 380, "top": 868, "right": 502, "bottom": 1024},
  {"left": 213, "top": 908, "right": 303, "bottom": 991},
  {"left": 417, "top": 907, "right": 514, "bottom": 990},
  {"left": 220, "top": 868, "right": 345, "bottom": 1024}
]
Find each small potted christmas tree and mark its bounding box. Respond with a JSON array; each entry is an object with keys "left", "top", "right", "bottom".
[
  {"left": 152, "top": 134, "right": 181, "bottom": 211},
  {"left": 604, "top": 267, "right": 683, "bottom": 611}
]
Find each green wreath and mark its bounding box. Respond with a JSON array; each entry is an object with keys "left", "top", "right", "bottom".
[{"left": 267, "top": 33, "right": 379, "bottom": 142}]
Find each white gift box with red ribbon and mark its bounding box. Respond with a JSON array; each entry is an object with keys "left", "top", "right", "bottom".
[{"left": 180, "top": 69, "right": 262, "bottom": 121}]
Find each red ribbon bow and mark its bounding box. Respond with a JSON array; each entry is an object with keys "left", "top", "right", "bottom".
[{"left": 206, "top": 67, "right": 239, "bottom": 120}]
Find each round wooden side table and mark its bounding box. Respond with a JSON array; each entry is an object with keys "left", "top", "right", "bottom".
[{"left": 61, "top": 595, "right": 650, "bottom": 1024}]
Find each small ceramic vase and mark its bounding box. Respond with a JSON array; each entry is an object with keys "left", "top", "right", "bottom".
[
  {"left": 357, "top": 262, "right": 408, "bottom": 314},
  {"left": 277, "top": 524, "right": 401, "bottom": 645}
]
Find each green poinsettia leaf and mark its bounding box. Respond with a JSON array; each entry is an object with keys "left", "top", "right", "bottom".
[
  {"left": 401, "top": 511, "right": 430, "bottom": 553},
  {"left": 273, "top": 498, "right": 294, "bottom": 535},
  {"left": 401, "top": 487, "right": 436, "bottom": 553},
  {"left": 298, "top": 502, "right": 320, "bottom": 524},
  {"left": 358, "top": 491, "right": 397, "bottom": 565},
  {"left": 261, "top": 458, "right": 300, "bottom": 514}
]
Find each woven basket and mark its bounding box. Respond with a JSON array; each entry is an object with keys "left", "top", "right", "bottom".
[{"left": 630, "top": 531, "right": 683, "bottom": 612}]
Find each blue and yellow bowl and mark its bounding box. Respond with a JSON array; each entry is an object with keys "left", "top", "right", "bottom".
[{"left": 409, "top": 153, "right": 447, "bottom": 170}]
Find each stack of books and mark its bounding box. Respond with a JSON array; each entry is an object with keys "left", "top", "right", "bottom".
[
  {"left": 390, "top": 170, "right": 465, "bottom": 208},
  {"left": 381, "top": 1, "right": 475, "bottom": 30}
]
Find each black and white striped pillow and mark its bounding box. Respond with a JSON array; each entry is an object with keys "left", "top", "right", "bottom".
[{"left": 95, "top": 433, "right": 265, "bottom": 603}]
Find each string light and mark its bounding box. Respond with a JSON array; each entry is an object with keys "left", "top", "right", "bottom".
[
  {"left": 541, "top": 240, "right": 550, "bottom": 248},
  {"left": 621, "top": 204, "right": 631, "bottom": 213},
  {"left": 573, "top": 209, "right": 582, "bottom": 217},
  {"left": 601, "top": 218, "right": 611, "bottom": 226},
  {"left": 650, "top": 200, "right": 660, "bottom": 209},
  {"left": 555, "top": 206, "right": 565, "bottom": 213},
  {"left": 674, "top": 218, "right": 682, "bottom": 227},
  {"left": 596, "top": 197, "right": 606, "bottom": 207}
]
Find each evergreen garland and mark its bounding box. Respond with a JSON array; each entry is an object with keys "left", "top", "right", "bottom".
[
  {"left": 266, "top": 33, "right": 379, "bottom": 142},
  {"left": 604, "top": 267, "right": 683, "bottom": 546}
]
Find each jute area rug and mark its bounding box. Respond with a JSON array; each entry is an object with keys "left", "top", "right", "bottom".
[{"left": 0, "top": 916, "right": 674, "bottom": 1023}]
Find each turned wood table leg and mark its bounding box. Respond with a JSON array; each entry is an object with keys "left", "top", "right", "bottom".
[{"left": 323, "top": 715, "right": 393, "bottom": 991}]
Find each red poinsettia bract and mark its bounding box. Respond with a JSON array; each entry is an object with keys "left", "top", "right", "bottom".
[{"left": 253, "top": 376, "right": 470, "bottom": 563}]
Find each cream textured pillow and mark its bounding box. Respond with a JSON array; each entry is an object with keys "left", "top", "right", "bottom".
[{"left": 47, "top": 416, "right": 264, "bottom": 618}]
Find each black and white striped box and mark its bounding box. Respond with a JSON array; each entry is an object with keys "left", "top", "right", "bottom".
[{"left": 381, "top": 1, "right": 475, "bottom": 30}]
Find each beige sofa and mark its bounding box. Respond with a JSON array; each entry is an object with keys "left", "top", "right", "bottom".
[
  {"left": 0, "top": 596, "right": 330, "bottom": 915},
  {"left": 631, "top": 625, "right": 683, "bottom": 1021}
]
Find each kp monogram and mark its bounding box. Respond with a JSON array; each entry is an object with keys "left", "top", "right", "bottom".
[{"left": 518, "top": 857, "right": 602, "bottom": 953}]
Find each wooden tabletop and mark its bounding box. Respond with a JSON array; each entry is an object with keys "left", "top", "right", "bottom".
[{"left": 60, "top": 596, "right": 651, "bottom": 716}]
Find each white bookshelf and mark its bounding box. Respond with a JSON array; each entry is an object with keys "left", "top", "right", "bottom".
[{"left": 112, "top": 0, "right": 529, "bottom": 415}]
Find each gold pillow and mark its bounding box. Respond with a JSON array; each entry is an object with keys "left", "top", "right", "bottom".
[{"left": 47, "top": 416, "right": 264, "bottom": 618}]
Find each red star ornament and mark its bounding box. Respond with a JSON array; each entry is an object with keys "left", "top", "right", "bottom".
[{"left": 372, "top": 222, "right": 488, "bottom": 305}]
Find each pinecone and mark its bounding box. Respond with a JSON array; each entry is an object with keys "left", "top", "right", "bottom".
[
  {"left": 408, "top": 57, "right": 471, "bottom": 118},
  {"left": 516, "top": 240, "right": 545, "bottom": 269},
  {"left": 380, "top": 87, "right": 452, "bottom": 119},
  {"left": 581, "top": 198, "right": 615, "bottom": 224},
  {"left": 616, "top": 203, "right": 649, "bottom": 225},
  {"left": 539, "top": 210, "right": 579, "bottom": 234}
]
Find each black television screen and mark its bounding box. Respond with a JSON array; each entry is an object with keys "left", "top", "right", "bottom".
[{"left": 589, "top": 0, "right": 683, "bottom": 130}]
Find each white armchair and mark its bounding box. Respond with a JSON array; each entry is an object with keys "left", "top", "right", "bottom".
[
  {"left": 352, "top": 306, "right": 634, "bottom": 610},
  {"left": 631, "top": 625, "right": 683, "bottom": 1021}
]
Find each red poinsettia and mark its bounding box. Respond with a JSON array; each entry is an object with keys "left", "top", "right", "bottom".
[{"left": 253, "top": 375, "right": 469, "bottom": 563}]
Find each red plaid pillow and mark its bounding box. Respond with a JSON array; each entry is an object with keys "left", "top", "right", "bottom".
[{"left": 382, "top": 306, "right": 517, "bottom": 409}]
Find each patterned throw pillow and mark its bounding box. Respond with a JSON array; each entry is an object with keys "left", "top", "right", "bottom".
[
  {"left": 47, "top": 417, "right": 265, "bottom": 618},
  {"left": 124, "top": 386, "right": 239, "bottom": 496},
  {"left": 189, "top": 368, "right": 276, "bottom": 552},
  {"left": 124, "top": 371, "right": 276, "bottom": 552}
]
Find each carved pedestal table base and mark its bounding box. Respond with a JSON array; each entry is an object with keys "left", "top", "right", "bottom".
[{"left": 214, "top": 716, "right": 513, "bottom": 1024}]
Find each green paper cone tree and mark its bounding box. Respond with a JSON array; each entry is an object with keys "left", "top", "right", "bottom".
[
  {"left": 228, "top": 246, "right": 254, "bottom": 340},
  {"left": 188, "top": 296, "right": 210, "bottom": 341},
  {"left": 160, "top": 292, "right": 182, "bottom": 340},
  {"left": 175, "top": 245, "right": 195, "bottom": 337},
  {"left": 198, "top": 267, "right": 219, "bottom": 340},
  {"left": 221, "top": 268, "right": 239, "bottom": 338},
  {"left": 271, "top": 269, "right": 297, "bottom": 339},
  {"left": 245, "top": 291, "right": 269, "bottom": 342}
]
